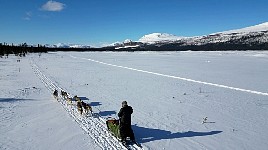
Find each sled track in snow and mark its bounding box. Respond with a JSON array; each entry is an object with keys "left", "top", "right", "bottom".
[{"left": 30, "top": 59, "right": 143, "bottom": 150}]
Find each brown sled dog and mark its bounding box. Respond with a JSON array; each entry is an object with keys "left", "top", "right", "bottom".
[
  {"left": 77, "top": 100, "right": 83, "bottom": 115},
  {"left": 81, "top": 101, "right": 92, "bottom": 116},
  {"left": 66, "top": 97, "right": 72, "bottom": 105},
  {"left": 61, "top": 90, "right": 68, "bottom": 99}
]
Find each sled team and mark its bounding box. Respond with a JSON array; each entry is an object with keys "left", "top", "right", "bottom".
[
  {"left": 53, "top": 89, "right": 137, "bottom": 145},
  {"left": 53, "top": 89, "right": 93, "bottom": 116}
]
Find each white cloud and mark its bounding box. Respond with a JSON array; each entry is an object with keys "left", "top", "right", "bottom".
[{"left": 41, "top": 0, "right": 65, "bottom": 12}]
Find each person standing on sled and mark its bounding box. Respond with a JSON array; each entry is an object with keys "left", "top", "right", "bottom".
[{"left": 118, "top": 101, "right": 136, "bottom": 144}]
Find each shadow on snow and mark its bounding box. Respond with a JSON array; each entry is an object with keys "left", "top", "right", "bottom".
[
  {"left": 0, "top": 98, "right": 34, "bottom": 103},
  {"left": 99, "top": 111, "right": 117, "bottom": 117},
  {"left": 78, "top": 96, "right": 89, "bottom": 101},
  {"left": 90, "top": 102, "right": 102, "bottom": 107},
  {"left": 132, "top": 125, "right": 222, "bottom": 143}
]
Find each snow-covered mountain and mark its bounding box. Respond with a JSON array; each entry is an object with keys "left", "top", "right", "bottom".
[
  {"left": 194, "top": 22, "right": 268, "bottom": 45},
  {"left": 110, "top": 39, "right": 143, "bottom": 50},
  {"left": 216, "top": 22, "right": 268, "bottom": 34},
  {"left": 31, "top": 22, "right": 268, "bottom": 50},
  {"left": 138, "top": 22, "right": 268, "bottom": 44},
  {"left": 138, "top": 33, "right": 186, "bottom": 44},
  {"left": 45, "top": 43, "right": 91, "bottom": 48},
  {"left": 113, "top": 22, "right": 268, "bottom": 50}
]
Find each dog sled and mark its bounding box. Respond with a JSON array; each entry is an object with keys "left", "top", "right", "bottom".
[
  {"left": 106, "top": 118, "right": 121, "bottom": 139},
  {"left": 106, "top": 118, "right": 142, "bottom": 149}
]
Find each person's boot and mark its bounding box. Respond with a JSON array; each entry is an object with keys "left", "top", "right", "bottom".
[{"left": 121, "top": 139, "right": 127, "bottom": 147}]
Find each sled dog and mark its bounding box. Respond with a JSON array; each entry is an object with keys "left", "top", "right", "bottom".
[
  {"left": 77, "top": 101, "right": 83, "bottom": 115},
  {"left": 81, "top": 101, "right": 92, "bottom": 115}
]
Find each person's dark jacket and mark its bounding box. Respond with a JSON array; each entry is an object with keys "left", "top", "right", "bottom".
[{"left": 118, "top": 105, "right": 133, "bottom": 125}]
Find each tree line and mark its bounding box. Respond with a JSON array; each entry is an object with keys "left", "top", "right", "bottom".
[
  {"left": 0, "top": 43, "right": 49, "bottom": 57},
  {"left": 0, "top": 43, "right": 116, "bottom": 57}
]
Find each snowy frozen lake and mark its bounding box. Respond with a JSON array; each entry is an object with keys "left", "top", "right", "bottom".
[{"left": 1, "top": 51, "right": 268, "bottom": 150}]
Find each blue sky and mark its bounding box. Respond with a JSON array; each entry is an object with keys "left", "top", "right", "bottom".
[{"left": 1, "top": 0, "right": 268, "bottom": 47}]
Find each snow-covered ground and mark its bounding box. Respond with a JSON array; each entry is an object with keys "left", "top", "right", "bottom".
[{"left": 1, "top": 51, "right": 268, "bottom": 150}]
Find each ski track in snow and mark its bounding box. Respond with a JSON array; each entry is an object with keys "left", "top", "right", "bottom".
[
  {"left": 70, "top": 55, "right": 268, "bottom": 96},
  {"left": 30, "top": 59, "right": 144, "bottom": 150}
]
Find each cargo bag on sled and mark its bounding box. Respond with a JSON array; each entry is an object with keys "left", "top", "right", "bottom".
[{"left": 106, "top": 118, "right": 121, "bottom": 139}]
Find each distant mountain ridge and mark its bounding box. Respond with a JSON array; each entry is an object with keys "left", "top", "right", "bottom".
[
  {"left": 13, "top": 22, "right": 268, "bottom": 51},
  {"left": 139, "top": 33, "right": 186, "bottom": 43},
  {"left": 44, "top": 43, "right": 91, "bottom": 48},
  {"left": 113, "top": 22, "right": 268, "bottom": 50},
  {"left": 216, "top": 22, "right": 268, "bottom": 34},
  {"left": 137, "top": 22, "right": 268, "bottom": 44}
]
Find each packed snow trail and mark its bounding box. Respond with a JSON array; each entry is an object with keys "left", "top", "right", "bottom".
[
  {"left": 30, "top": 59, "right": 143, "bottom": 150},
  {"left": 70, "top": 55, "right": 268, "bottom": 96}
]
